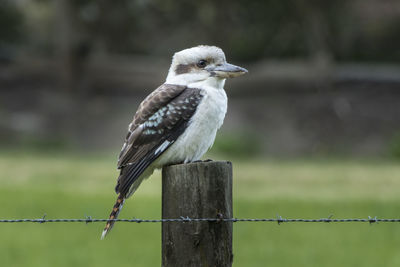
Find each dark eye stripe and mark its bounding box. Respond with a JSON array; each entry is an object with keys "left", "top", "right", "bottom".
[{"left": 175, "top": 63, "right": 196, "bottom": 74}]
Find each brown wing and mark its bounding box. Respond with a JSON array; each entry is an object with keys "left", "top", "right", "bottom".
[
  {"left": 118, "top": 84, "right": 186, "bottom": 167},
  {"left": 115, "top": 84, "right": 204, "bottom": 196}
]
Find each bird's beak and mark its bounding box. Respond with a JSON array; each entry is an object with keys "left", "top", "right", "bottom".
[{"left": 209, "top": 62, "right": 248, "bottom": 78}]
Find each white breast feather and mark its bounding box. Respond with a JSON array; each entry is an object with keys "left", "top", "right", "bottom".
[{"left": 156, "top": 80, "right": 227, "bottom": 166}]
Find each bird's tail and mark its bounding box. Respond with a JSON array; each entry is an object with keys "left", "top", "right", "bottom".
[{"left": 101, "top": 193, "right": 125, "bottom": 240}]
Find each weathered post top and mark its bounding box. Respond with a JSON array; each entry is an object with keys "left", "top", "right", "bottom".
[{"left": 162, "top": 161, "right": 233, "bottom": 267}]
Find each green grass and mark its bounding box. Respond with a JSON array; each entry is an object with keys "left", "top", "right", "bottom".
[{"left": 1, "top": 152, "right": 400, "bottom": 266}]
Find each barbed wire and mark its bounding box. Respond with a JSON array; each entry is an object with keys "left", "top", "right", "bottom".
[{"left": 1, "top": 215, "right": 400, "bottom": 224}]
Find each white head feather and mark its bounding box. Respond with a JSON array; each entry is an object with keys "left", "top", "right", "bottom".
[{"left": 166, "top": 45, "right": 227, "bottom": 88}]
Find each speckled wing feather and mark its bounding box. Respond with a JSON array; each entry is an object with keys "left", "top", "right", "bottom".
[
  {"left": 115, "top": 84, "right": 203, "bottom": 196},
  {"left": 118, "top": 84, "right": 185, "bottom": 167}
]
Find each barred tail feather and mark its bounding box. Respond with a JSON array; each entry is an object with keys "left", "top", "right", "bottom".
[{"left": 101, "top": 194, "right": 125, "bottom": 240}]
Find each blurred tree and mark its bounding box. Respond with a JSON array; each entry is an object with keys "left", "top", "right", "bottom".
[
  {"left": 12, "top": 0, "right": 399, "bottom": 63},
  {"left": 0, "top": 0, "right": 24, "bottom": 62}
]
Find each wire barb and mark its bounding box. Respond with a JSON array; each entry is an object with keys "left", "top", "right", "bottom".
[
  {"left": 38, "top": 214, "right": 47, "bottom": 224},
  {"left": 324, "top": 214, "right": 334, "bottom": 223},
  {"left": 85, "top": 215, "right": 93, "bottom": 224},
  {"left": 368, "top": 216, "right": 378, "bottom": 224},
  {"left": 180, "top": 216, "right": 191, "bottom": 222},
  {"left": 276, "top": 215, "right": 285, "bottom": 225}
]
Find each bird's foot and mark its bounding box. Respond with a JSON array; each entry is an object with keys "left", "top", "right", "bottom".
[
  {"left": 166, "top": 161, "right": 184, "bottom": 167},
  {"left": 192, "top": 159, "right": 213, "bottom": 163}
]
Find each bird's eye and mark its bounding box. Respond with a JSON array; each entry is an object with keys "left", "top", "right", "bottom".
[{"left": 196, "top": 59, "right": 207, "bottom": 68}]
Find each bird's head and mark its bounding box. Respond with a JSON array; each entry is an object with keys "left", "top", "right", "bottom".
[{"left": 166, "top": 45, "right": 248, "bottom": 87}]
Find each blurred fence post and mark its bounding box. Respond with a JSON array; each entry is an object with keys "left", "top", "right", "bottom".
[{"left": 162, "top": 161, "right": 233, "bottom": 267}]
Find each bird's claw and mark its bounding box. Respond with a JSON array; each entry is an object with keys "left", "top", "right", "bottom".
[{"left": 192, "top": 159, "right": 213, "bottom": 163}]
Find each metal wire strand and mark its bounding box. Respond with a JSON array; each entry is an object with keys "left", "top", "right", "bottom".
[{"left": 1, "top": 215, "right": 400, "bottom": 224}]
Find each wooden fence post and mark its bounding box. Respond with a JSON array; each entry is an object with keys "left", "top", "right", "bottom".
[{"left": 162, "top": 161, "right": 233, "bottom": 267}]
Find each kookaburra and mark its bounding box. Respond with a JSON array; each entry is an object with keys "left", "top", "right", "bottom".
[{"left": 101, "top": 45, "right": 247, "bottom": 239}]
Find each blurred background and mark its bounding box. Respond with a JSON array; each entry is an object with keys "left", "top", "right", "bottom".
[
  {"left": 1, "top": 1, "right": 400, "bottom": 266},
  {"left": 1, "top": 0, "right": 400, "bottom": 157}
]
